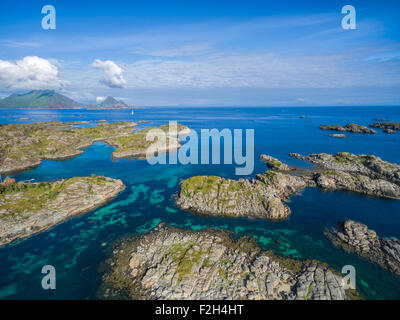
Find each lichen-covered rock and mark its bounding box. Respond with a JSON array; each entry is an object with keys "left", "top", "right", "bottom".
[
  {"left": 101, "top": 225, "right": 355, "bottom": 300},
  {"left": 0, "top": 175, "right": 125, "bottom": 246},
  {"left": 176, "top": 171, "right": 314, "bottom": 220},
  {"left": 326, "top": 220, "right": 400, "bottom": 276},
  {"left": 320, "top": 124, "right": 376, "bottom": 134}
]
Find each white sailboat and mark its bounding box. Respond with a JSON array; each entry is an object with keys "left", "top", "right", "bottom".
[{"left": 131, "top": 108, "right": 134, "bottom": 115}]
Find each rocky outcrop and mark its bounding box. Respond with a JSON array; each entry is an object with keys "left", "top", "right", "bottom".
[
  {"left": 290, "top": 152, "right": 400, "bottom": 200},
  {"left": 328, "top": 134, "right": 346, "bottom": 138},
  {"left": 326, "top": 220, "right": 400, "bottom": 276},
  {"left": 259, "top": 154, "right": 291, "bottom": 171},
  {"left": 176, "top": 167, "right": 314, "bottom": 220},
  {"left": 0, "top": 175, "right": 125, "bottom": 246},
  {"left": 370, "top": 122, "right": 400, "bottom": 133},
  {"left": 101, "top": 224, "right": 355, "bottom": 300},
  {"left": 384, "top": 129, "right": 396, "bottom": 134},
  {"left": 320, "top": 124, "right": 376, "bottom": 134}
]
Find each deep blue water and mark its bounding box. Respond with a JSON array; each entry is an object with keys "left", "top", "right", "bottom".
[{"left": 0, "top": 106, "right": 400, "bottom": 299}]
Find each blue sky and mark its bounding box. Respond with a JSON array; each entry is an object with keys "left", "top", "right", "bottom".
[{"left": 0, "top": 0, "right": 400, "bottom": 106}]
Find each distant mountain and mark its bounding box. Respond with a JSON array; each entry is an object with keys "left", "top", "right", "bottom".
[
  {"left": 97, "top": 96, "right": 128, "bottom": 108},
  {"left": 0, "top": 90, "right": 83, "bottom": 108}
]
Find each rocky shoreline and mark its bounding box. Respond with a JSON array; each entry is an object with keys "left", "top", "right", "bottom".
[
  {"left": 100, "top": 224, "right": 357, "bottom": 300},
  {"left": 0, "top": 175, "right": 125, "bottom": 246},
  {"left": 325, "top": 220, "right": 400, "bottom": 276},
  {"left": 177, "top": 152, "right": 400, "bottom": 220},
  {"left": 0, "top": 121, "right": 190, "bottom": 174}
]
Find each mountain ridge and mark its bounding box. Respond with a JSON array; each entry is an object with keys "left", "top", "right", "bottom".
[{"left": 0, "top": 90, "right": 129, "bottom": 109}]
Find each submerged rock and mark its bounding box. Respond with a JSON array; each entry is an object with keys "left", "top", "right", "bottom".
[
  {"left": 101, "top": 225, "right": 355, "bottom": 300},
  {"left": 320, "top": 123, "right": 376, "bottom": 134},
  {"left": 326, "top": 220, "right": 400, "bottom": 276}
]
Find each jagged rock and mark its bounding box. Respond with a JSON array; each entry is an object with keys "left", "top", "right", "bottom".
[
  {"left": 320, "top": 124, "right": 376, "bottom": 134},
  {"left": 326, "top": 220, "right": 400, "bottom": 276},
  {"left": 0, "top": 175, "right": 125, "bottom": 246},
  {"left": 101, "top": 225, "right": 355, "bottom": 300}
]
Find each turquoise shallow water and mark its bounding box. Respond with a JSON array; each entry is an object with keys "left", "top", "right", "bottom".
[{"left": 0, "top": 106, "right": 400, "bottom": 299}]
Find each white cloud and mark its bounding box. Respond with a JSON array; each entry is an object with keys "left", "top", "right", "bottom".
[
  {"left": 0, "top": 56, "right": 67, "bottom": 90},
  {"left": 92, "top": 59, "right": 126, "bottom": 88},
  {"left": 96, "top": 96, "right": 106, "bottom": 103}
]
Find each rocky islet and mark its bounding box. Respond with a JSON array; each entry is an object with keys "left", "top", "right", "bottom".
[
  {"left": 101, "top": 224, "right": 356, "bottom": 300},
  {"left": 177, "top": 152, "right": 400, "bottom": 221},
  {"left": 0, "top": 175, "right": 125, "bottom": 246},
  {"left": 325, "top": 220, "right": 400, "bottom": 276}
]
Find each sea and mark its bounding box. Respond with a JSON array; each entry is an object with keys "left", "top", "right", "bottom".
[{"left": 0, "top": 106, "right": 399, "bottom": 299}]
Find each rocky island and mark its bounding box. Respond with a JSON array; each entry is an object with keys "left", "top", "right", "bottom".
[
  {"left": 110, "top": 123, "right": 190, "bottom": 159},
  {"left": 100, "top": 224, "right": 356, "bottom": 300},
  {"left": 177, "top": 152, "right": 400, "bottom": 220},
  {"left": 0, "top": 175, "right": 125, "bottom": 246},
  {"left": 328, "top": 134, "right": 346, "bottom": 138},
  {"left": 320, "top": 123, "right": 376, "bottom": 134},
  {"left": 0, "top": 121, "right": 190, "bottom": 174},
  {"left": 291, "top": 152, "right": 400, "bottom": 200},
  {"left": 177, "top": 155, "right": 314, "bottom": 220},
  {"left": 369, "top": 122, "right": 400, "bottom": 133},
  {"left": 325, "top": 220, "right": 400, "bottom": 276}
]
